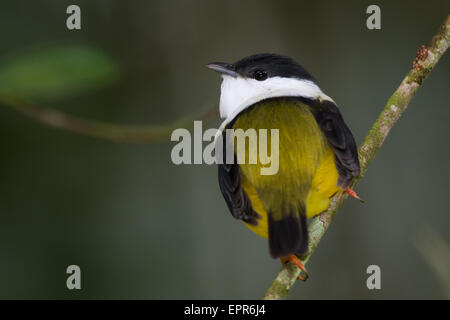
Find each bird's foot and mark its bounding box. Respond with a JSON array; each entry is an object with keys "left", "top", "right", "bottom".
[
  {"left": 280, "top": 255, "right": 309, "bottom": 281},
  {"left": 344, "top": 187, "right": 364, "bottom": 202}
]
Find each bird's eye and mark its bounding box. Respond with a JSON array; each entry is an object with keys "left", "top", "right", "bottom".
[{"left": 253, "top": 70, "right": 268, "bottom": 81}]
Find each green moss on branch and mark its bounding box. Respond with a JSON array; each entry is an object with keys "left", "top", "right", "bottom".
[{"left": 264, "top": 14, "right": 450, "bottom": 300}]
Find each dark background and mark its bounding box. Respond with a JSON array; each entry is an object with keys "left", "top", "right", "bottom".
[{"left": 0, "top": 0, "right": 449, "bottom": 299}]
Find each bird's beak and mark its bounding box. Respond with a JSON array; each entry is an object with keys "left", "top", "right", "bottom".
[{"left": 207, "top": 62, "right": 238, "bottom": 77}]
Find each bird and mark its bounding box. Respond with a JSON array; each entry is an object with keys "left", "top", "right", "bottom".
[{"left": 207, "top": 53, "right": 361, "bottom": 280}]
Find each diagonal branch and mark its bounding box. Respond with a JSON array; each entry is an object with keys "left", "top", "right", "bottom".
[
  {"left": 263, "top": 14, "right": 450, "bottom": 300},
  {"left": 0, "top": 93, "right": 218, "bottom": 143}
]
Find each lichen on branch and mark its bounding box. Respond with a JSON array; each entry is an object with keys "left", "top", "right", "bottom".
[{"left": 264, "top": 14, "right": 449, "bottom": 300}]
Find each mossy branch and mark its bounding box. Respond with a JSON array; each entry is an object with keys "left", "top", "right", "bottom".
[
  {"left": 0, "top": 12, "right": 448, "bottom": 301},
  {"left": 263, "top": 14, "right": 450, "bottom": 300},
  {"left": 0, "top": 93, "right": 218, "bottom": 143}
]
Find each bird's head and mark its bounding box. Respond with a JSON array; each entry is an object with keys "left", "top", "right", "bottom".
[{"left": 207, "top": 53, "right": 331, "bottom": 121}]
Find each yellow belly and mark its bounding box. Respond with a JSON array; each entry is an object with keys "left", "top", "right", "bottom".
[
  {"left": 242, "top": 147, "right": 340, "bottom": 238},
  {"left": 232, "top": 100, "right": 341, "bottom": 239}
]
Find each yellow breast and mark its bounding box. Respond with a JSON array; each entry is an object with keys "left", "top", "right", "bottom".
[
  {"left": 232, "top": 100, "right": 341, "bottom": 239},
  {"left": 242, "top": 146, "right": 339, "bottom": 238}
]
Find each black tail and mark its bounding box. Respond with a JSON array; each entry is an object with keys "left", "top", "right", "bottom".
[{"left": 268, "top": 211, "right": 308, "bottom": 258}]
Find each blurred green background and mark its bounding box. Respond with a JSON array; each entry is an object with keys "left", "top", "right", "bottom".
[{"left": 0, "top": 0, "right": 449, "bottom": 299}]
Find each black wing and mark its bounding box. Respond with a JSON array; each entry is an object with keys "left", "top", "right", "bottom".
[
  {"left": 217, "top": 129, "right": 260, "bottom": 225},
  {"left": 310, "top": 100, "right": 360, "bottom": 188}
]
